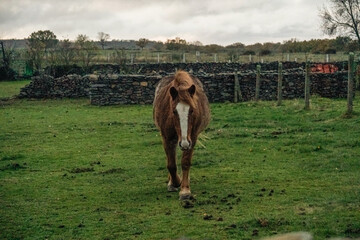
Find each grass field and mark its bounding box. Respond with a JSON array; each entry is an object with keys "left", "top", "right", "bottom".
[
  {"left": 0, "top": 80, "right": 30, "bottom": 98},
  {"left": 1, "top": 87, "right": 360, "bottom": 239}
]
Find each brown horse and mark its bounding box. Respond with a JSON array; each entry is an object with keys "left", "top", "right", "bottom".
[{"left": 153, "top": 70, "right": 210, "bottom": 200}]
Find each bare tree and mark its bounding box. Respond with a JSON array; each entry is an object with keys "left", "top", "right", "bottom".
[
  {"left": 97, "top": 32, "right": 110, "bottom": 50},
  {"left": 58, "top": 39, "right": 75, "bottom": 65},
  {"left": 75, "top": 34, "right": 97, "bottom": 68},
  {"left": 136, "top": 38, "right": 149, "bottom": 50},
  {"left": 320, "top": 0, "right": 360, "bottom": 46}
]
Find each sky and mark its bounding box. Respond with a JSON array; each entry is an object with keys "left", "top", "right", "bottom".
[{"left": 0, "top": 0, "right": 330, "bottom": 46}]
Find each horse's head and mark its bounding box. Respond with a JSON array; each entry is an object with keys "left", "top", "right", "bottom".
[{"left": 169, "top": 84, "right": 197, "bottom": 151}]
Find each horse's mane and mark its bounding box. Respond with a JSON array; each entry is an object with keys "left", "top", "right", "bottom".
[
  {"left": 173, "top": 70, "right": 198, "bottom": 109},
  {"left": 174, "top": 71, "right": 193, "bottom": 90}
]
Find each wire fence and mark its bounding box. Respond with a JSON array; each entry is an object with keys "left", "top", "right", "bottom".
[{"left": 8, "top": 49, "right": 359, "bottom": 78}]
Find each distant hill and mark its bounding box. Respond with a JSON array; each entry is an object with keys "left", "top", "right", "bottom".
[
  {"left": 0, "top": 39, "right": 159, "bottom": 50},
  {"left": 1, "top": 39, "right": 27, "bottom": 49}
]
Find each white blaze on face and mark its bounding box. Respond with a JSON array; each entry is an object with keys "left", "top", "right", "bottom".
[{"left": 176, "top": 102, "right": 190, "bottom": 149}]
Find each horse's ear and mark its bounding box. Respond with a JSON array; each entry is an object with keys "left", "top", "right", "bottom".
[
  {"left": 170, "top": 87, "right": 178, "bottom": 100},
  {"left": 188, "top": 84, "right": 196, "bottom": 97}
]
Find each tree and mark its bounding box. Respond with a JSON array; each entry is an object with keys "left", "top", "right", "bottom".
[
  {"left": 190, "top": 41, "right": 203, "bottom": 46},
  {"left": 75, "top": 34, "right": 98, "bottom": 68},
  {"left": 245, "top": 42, "right": 263, "bottom": 54},
  {"left": 75, "top": 34, "right": 90, "bottom": 49},
  {"left": 165, "top": 38, "right": 186, "bottom": 51},
  {"left": 58, "top": 39, "right": 75, "bottom": 65},
  {"left": 152, "top": 41, "right": 165, "bottom": 51},
  {"left": 26, "top": 30, "right": 58, "bottom": 71},
  {"left": 203, "top": 44, "right": 224, "bottom": 53},
  {"left": 320, "top": 0, "right": 360, "bottom": 46},
  {"left": 97, "top": 32, "right": 110, "bottom": 50},
  {"left": 28, "top": 30, "right": 58, "bottom": 53},
  {"left": 0, "top": 41, "right": 16, "bottom": 80},
  {"left": 136, "top": 38, "right": 149, "bottom": 50},
  {"left": 226, "top": 42, "right": 245, "bottom": 50}
]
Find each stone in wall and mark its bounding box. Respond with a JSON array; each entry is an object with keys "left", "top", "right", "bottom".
[
  {"left": 89, "top": 74, "right": 162, "bottom": 105},
  {"left": 18, "top": 75, "right": 55, "bottom": 98},
  {"left": 19, "top": 74, "right": 89, "bottom": 98}
]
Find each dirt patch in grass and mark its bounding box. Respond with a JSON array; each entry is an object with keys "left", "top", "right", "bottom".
[
  {"left": 69, "top": 167, "right": 94, "bottom": 173},
  {"left": 1, "top": 154, "right": 25, "bottom": 161},
  {"left": 100, "top": 168, "right": 124, "bottom": 174},
  {"left": 0, "top": 162, "right": 26, "bottom": 171}
]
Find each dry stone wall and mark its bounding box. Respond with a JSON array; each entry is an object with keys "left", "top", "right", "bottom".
[
  {"left": 89, "top": 72, "right": 349, "bottom": 105},
  {"left": 19, "top": 62, "right": 351, "bottom": 105},
  {"left": 89, "top": 74, "right": 160, "bottom": 105},
  {"left": 44, "top": 62, "right": 348, "bottom": 77},
  {"left": 19, "top": 74, "right": 90, "bottom": 98}
]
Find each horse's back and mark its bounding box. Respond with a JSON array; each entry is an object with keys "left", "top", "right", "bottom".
[
  {"left": 154, "top": 76, "right": 173, "bottom": 103},
  {"left": 153, "top": 76, "right": 173, "bottom": 128},
  {"left": 189, "top": 75, "right": 211, "bottom": 132}
]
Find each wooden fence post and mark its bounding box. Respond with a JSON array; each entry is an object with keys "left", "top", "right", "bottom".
[
  {"left": 277, "top": 62, "right": 283, "bottom": 106},
  {"left": 304, "top": 60, "right": 310, "bottom": 110},
  {"left": 356, "top": 65, "right": 360, "bottom": 91},
  {"left": 347, "top": 52, "right": 355, "bottom": 115},
  {"left": 196, "top": 51, "right": 200, "bottom": 63},
  {"left": 255, "top": 65, "right": 261, "bottom": 101},
  {"left": 234, "top": 72, "right": 242, "bottom": 103}
]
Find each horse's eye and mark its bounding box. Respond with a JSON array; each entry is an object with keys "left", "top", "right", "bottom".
[
  {"left": 173, "top": 110, "right": 177, "bottom": 115},
  {"left": 189, "top": 109, "right": 193, "bottom": 114}
]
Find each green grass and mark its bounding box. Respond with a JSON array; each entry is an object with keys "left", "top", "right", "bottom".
[
  {"left": 0, "top": 95, "right": 359, "bottom": 240},
  {"left": 0, "top": 80, "right": 30, "bottom": 98}
]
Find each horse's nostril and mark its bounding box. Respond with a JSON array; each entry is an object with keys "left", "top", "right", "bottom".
[{"left": 179, "top": 140, "right": 191, "bottom": 150}]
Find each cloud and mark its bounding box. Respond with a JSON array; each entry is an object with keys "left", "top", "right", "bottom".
[{"left": 0, "top": 0, "right": 328, "bottom": 45}]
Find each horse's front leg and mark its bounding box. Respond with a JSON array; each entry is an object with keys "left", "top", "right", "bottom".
[
  {"left": 164, "top": 138, "right": 181, "bottom": 192},
  {"left": 179, "top": 149, "right": 194, "bottom": 200}
]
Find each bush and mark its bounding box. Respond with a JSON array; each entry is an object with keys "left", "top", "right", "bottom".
[
  {"left": 325, "top": 48, "right": 337, "bottom": 54},
  {"left": 242, "top": 50, "right": 255, "bottom": 55},
  {"left": 260, "top": 49, "right": 272, "bottom": 56},
  {"left": 44, "top": 64, "right": 85, "bottom": 78},
  {"left": 0, "top": 66, "right": 16, "bottom": 81}
]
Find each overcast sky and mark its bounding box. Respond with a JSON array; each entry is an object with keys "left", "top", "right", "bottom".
[{"left": 0, "top": 0, "right": 329, "bottom": 46}]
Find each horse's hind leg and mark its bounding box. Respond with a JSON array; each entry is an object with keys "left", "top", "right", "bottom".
[
  {"left": 164, "top": 140, "right": 181, "bottom": 192},
  {"left": 179, "top": 149, "right": 194, "bottom": 200}
]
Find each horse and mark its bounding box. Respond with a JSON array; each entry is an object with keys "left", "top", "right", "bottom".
[{"left": 153, "top": 70, "right": 210, "bottom": 200}]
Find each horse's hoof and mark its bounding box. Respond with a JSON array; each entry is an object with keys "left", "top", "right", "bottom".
[
  {"left": 181, "top": 200, "right": 195, "bottom": 208},
  {"left": 167, "top": 184, "right": 178, "bottom": 192},
  {"left": 179, "top": 193, "right": 192, "bottom": 201}
]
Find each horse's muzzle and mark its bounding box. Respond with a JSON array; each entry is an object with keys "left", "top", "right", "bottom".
[{"left": 179, "top": 140, "right": 192, "bottom": 151}]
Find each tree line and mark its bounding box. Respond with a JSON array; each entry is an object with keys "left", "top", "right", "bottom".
[{"left": 2, "top": 31, "right": 359, "bottom": 65}]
